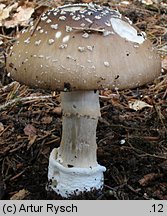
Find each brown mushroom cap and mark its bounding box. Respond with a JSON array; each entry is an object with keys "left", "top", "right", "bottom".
[{"left": 7, "top": 3, "right": 161, "bottom": 91}]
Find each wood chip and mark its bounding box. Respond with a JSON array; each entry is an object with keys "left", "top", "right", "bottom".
[{"left": 10, "top": 189, "right": 30, "bottom": 200}]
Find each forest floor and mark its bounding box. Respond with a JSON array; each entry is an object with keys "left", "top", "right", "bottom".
[{"left": 0, "top": 0, "right": 167, "bottom": 200}]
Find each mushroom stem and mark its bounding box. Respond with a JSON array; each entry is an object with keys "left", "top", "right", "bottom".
[
  {"left": 58, "top": 90, "right": 100, "bottom": 168},
  {"left": 48, "top": 90, "right": 106, "bottom": 197}
]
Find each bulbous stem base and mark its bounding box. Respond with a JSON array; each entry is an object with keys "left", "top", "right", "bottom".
[
  {"left": 47, "top": 90, "right": 106, "bottom": 197},
  {"left": 48, "top": 148, "right": 106, "bottom": 198}
]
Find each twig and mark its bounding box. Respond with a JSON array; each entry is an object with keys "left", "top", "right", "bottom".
[
  {"left": 126, "top": 184, "right": 142, "bottom": 195},
  {"left": 0, "top": 81, "right": 18, "bottom": 93},
  {"left": 0, "top": 34, "right": 14, "bottom": 39},
  {"left": 154, "top": 103, "right": 167, "bottom": 133},
  {"left": 30, "top": 15, "right": 42, "bottom": 36},
  {"left": 0, "top": 95, "right": 53, "bottom": 111},
  {"left": 9, "top": 169, "right": 26, "bottom": 181},
  {"left": 122, "top": 146, "right": 167, "bottom": 160}
]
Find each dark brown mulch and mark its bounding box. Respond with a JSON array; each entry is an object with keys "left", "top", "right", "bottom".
[{"left": 0, "top": 0, "right": 167, "bottom": 200}]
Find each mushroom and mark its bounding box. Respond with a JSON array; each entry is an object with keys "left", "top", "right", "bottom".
[{"left": 6, "top": 3, "right": 161, "bottom": 198}]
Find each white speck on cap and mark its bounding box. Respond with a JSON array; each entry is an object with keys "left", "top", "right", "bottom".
[
  {"left": 60, "top": 10, "right": 66, "bottom": 15},
  {"left": 85, "top": 18, "right": 93, "bottom": 23},
  {"left": 125, "top": 16, "right": 132, "bottom": 24},
  {"left": 38, "top": 55, "right": 44, "bottom": 58},
  {"left": 41, "top": 16, "right": 47, "bottom": 21},
  {"left": 104, "top": 61, "right": 110, "bottom": 67},
  {"left": 95, "top": 15, "right": 101, "bottom": 19},
  {"left": 78, "top": 46, "right": 85, "bottom": 52},
  {"left": 51, "top": 24, "right": 58, "bottom": 30},
  {"left": 36, "top": 26, "right": 41, "bottom": 31},
  {"left": 110, "top": 18, "right": 145, "bottom": 44},
  {"left": 24, "top": 37, "right": 30, "bottom": 44},
  {"left": 46, "top": 19, "right": 52, "bottom": 23},
  {"left": 80, "top": 65, "right": 85, "bottom": 69},
  {"left": 21, "top": 29, "right": 28, "bottom": 34},
  {"left": 29, "top": 21, "right": 34, "bottom": 26},
  {"left": 39, "top": 29, "right": 44, "bottom": 34},
  {"left": 62, "top": 35, "right": 70, "bottom": 43},
  {"left": 87, "top": 46, "right": 93, "bottom": 51},
  {"left": 48, "top": 39, "right": 55, "bottom": 45},
  {"left": 105, "top": 21, "right": 111, "bottom": 27},
  {"left": 55, "top": 31, "right": 62, "bottom": 39},
  {"left": 82, "top": 32, "right": 89, "bottom": 38},
  {"left": 72, "top": 15, "right": 81, "bottom": 21},
  {"left": 66, "top": 26, "right": 73, "bottom": 32},
  {"left": 87, "top": 11, "right": 93, "bottom": 16},
  {"left": 103, "top": 31, "right": 114, "bottom": 37},
  {"left": 134, "top": 44, "right": 139, "bottom": 48},
  {"left": 59, "top": 44, "right": 68, "bottom": 49},
  {"left": 35, "top": 40, "right": 41, "bottom": 46},
  {"left": 59, "top": 16, "right": 66, "bottom": 21},
  {"left": 52, "top": 59, "right": 58, "bottom": 62},
  {"left": 60, "top": 5, "right": 87, "bottom": 13},
  {"left": 80, "top": 23, "right": 86, "bottom": 27}
]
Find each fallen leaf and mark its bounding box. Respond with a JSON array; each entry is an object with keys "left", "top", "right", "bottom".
[
  {"left": 0, "top": 4, "right": 11, "bottom": 24},
  {"left": 27, "top": 135, "right": 37, "bottom": 150},
  {"left": 139, "top": 173, "right": 163, "bottom": 186},
  {"left": 28, "top": 135, "right": 37, "bottom": 144},
  {"left": 10, "top": 189, "right": 30, "bottom": 200},
  {"left": 24, "top": 124, "right": 37, "bottom": 136},
  {"left": 4, "top": 5, "right": 34, "bottom": 28},
  {"left": 15, "top": 6, "right": 34, "bottom": 25},
  {"left": 128, "top": 99, "right": 153, "bottom": 111},
  {"left": 0, "top": 3, "right": 18, "bottom": 26},
  {"left": 53, "top": 107, "right": 62, "bottom": 115},
  {"left": 41, "top": 116, "right": 53, "bottom": 124}
]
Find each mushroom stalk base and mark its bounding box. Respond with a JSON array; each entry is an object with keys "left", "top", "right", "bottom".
[
  {"left": 48, "top": 148, "right": 106, "bottom": 198},
  {"left": 48, "top": 90, "right": 106, "bottom": 197}
]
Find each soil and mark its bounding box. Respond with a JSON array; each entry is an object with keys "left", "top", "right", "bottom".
[{"left": 0, "top": 0, "right": 167, "bottom": 200}]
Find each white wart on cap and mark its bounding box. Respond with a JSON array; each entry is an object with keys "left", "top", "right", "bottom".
[{"left": 7, "top": 3, "right": 161, "bottom": 91}]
